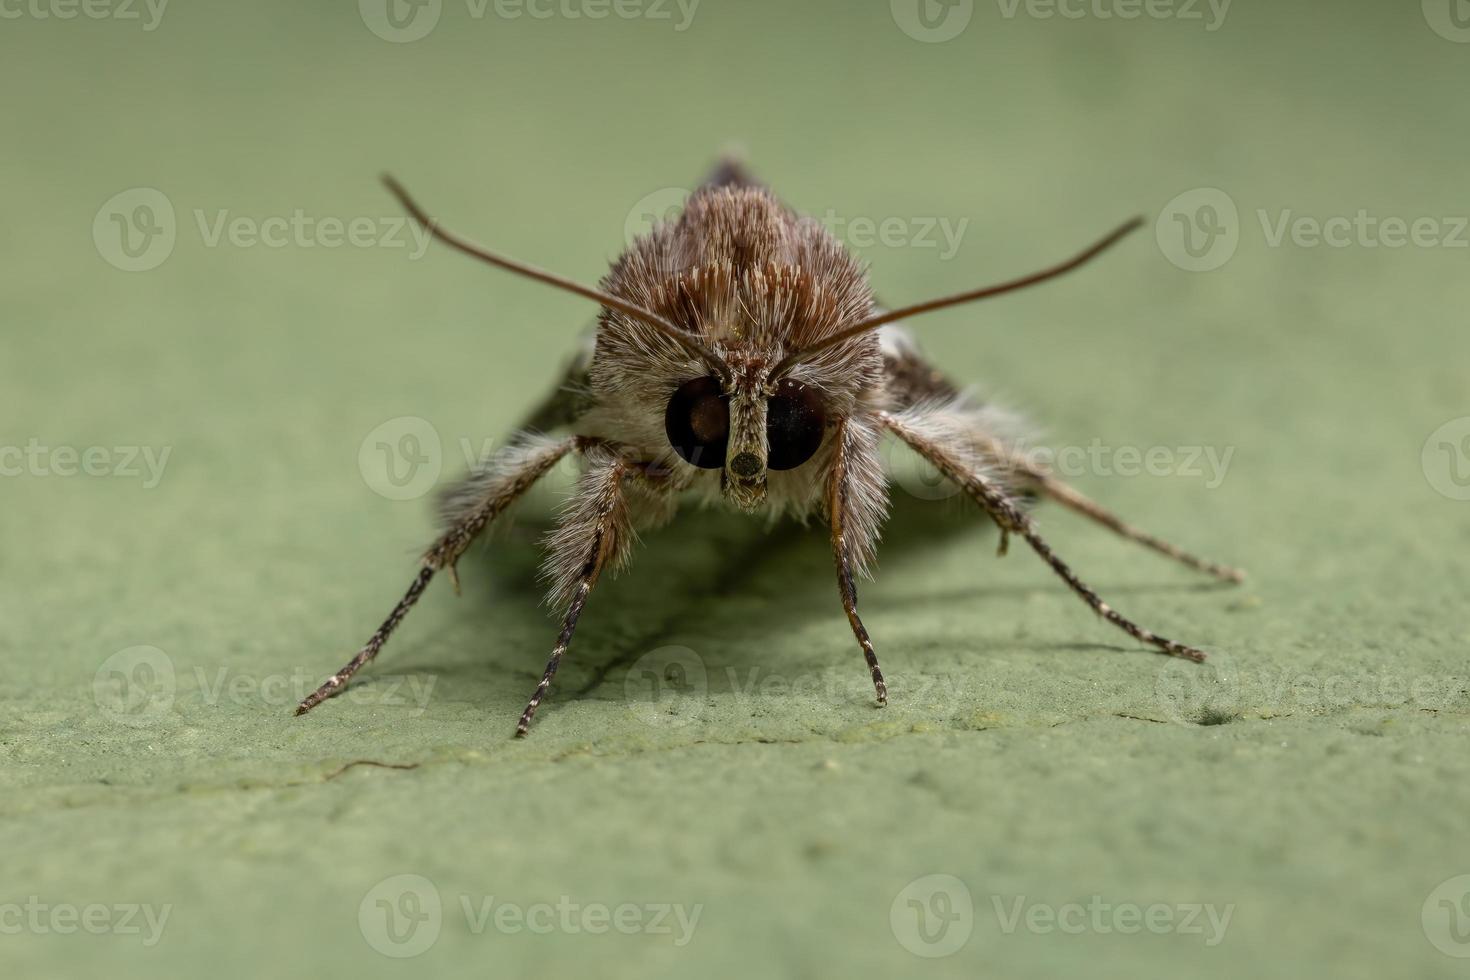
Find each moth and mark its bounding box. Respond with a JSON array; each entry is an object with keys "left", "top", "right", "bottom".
[{"left": 297, "top": 159, "right": 1243, "bottom": 736}]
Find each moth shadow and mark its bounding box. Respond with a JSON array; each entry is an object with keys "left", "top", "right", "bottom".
[
  {"left": 438, "top": 491, "right": 1226, "bottom": 694},
  {"left": 439, "top": 492, "right": 963, "bottom": 683}
]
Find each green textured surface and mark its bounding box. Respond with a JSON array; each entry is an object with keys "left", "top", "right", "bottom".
[{"left": 4, "top": 1, "right": 1469, "bottom": 976}]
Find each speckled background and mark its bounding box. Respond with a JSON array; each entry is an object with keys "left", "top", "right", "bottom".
[{"left": 3, "top": 1, "right": 1469, "bottom": 976}]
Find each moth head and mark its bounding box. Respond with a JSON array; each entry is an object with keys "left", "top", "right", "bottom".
[
  {"left": 381, "top": 176, "right": 1146, "bottom": 508},
  {"left": 664, "top": 370, "right": 827, "bottom": 510}
]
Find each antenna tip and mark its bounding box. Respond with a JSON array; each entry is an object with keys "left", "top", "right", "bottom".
[{"left": 381, "top": 175, "right": 427, "bottom": 225}]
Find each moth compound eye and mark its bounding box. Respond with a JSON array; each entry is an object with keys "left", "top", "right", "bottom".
[
  {"left": 766, "top": 379, "right": 826, "bottom": 471},
  {"left": 665, "top": 376, "right": 729, "bottom": 469}
]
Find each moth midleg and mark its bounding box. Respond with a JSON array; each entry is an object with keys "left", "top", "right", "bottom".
[
  {"left": 878, "top": 334, "right": 1242, "bottom": 583},
  {"left": 296, "top": 436, "right": 577, "bottom": 716},
  {"left": 988, "top": 442, "right": 1245, "bottom": 583},
  {"left": 879, "top": 411, "right": 1208, "bottom": 664}
]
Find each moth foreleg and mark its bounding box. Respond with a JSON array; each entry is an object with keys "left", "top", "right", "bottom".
[
  {"left": 517, "top": 445, "right": 638, "bottom": 736},
  {"left": 826, "top": 415, "right": 892, "bottom": 706},
  {"left": 296, "top": 435, "right": 577, "bottom": 716}
]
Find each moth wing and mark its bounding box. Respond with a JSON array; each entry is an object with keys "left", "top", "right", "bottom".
[
  {"left": 878, "top": 323, "right": 1041, "bottom": 497},
  {"left": 515, "top": 325, "right": 598, "bottom": 434}
]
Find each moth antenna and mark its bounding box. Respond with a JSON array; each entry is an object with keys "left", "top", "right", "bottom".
[
  {"left": 772, "top": 216, "right": 1144, "bottom": 377},
  {"left": 382, "top": 174, "right": 730, "bottom": 376}
]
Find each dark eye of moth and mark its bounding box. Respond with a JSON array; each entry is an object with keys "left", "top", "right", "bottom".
[
  {"left": 665, "top": 376, "right": 729, "bottom": 469},
  {"left": 765, "top": 379, "right": 826, "bottom": 471}
]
